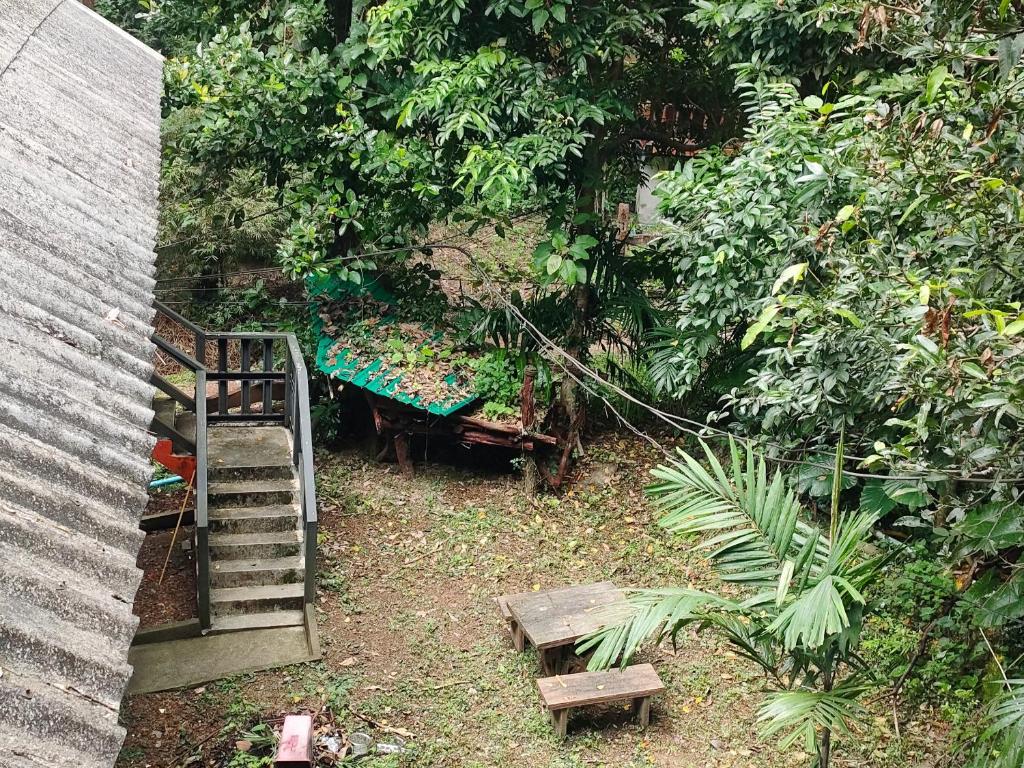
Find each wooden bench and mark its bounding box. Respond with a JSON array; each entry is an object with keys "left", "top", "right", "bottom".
[{"left": 536, "top": 663, "right": 665, "bottom": 739}]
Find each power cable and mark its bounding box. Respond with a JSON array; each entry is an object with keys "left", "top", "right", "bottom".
[
  {"left": 411, "top": 242, "right": 1024, "bottom": 486},
  {"left": 157, "top": 238, "right": 1024, "bottom": 485}
]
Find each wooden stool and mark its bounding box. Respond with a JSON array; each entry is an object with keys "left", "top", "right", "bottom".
[{"left": 537, "top": 663, "right": 665, "bottom": 739}]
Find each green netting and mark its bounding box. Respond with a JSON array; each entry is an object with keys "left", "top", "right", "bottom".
[{"left": 307, "top": 273, "right": 477, "bottom": 416}]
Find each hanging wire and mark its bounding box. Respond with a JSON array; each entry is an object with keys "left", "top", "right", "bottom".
[
  {"left": 157, "top": 236, "right": 1024, "bottom": 485},
  {"left": 410, "top": 242, "right": 1024, "bottom": 486}
]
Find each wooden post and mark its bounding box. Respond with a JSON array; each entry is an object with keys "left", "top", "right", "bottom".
[
  {"left": 632, "top": 696, "right": 651, "bottom": 728},
  {"left": 394, "top": 431, "right": 413, "bottom": 477},
  {"left": 616, "top": 202, "right": 631, "bottom": 241},
  {"left": 511, "top": 621, "right": 526, "bottom": 652},
  {"left": 551, "top": 708, "right": 568, "bottom": 740},
  {"left": 541, "top": 648, "right": 556, "bottom": 676},
  {"left": 520, "top": 365, "right": 540, "bottom": 496}
]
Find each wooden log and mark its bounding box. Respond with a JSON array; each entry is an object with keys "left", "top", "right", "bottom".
[
  {"left": 394, "top": 431, "right": 413, "bottom": 476},
  {"left": 520, "top": 365, "right": 537, "bottom": 428}
]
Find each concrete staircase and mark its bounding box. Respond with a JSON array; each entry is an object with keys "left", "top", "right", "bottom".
[{"left": 206, "top": 425, "right": 306, "bottom": 632}]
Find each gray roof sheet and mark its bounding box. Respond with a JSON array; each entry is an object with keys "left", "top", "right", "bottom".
[{"left": 0, "top": 2, "right": 162, "bottom": 766}]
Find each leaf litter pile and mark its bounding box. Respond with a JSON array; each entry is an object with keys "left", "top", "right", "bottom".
[{"left": 318, "top": 293, "right": 478, "bottom": 410}]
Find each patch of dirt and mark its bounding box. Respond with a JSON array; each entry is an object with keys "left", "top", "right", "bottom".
[
  {"left": 118, "top": 433, "right": 950, "bottom": 768},
  {"left": 133, "top": 489, "right": 197, "bottom": 629}
]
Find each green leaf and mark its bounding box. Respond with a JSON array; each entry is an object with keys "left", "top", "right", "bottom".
[
  {"left": 1003, "top": 316, "right": 1024, "bottom": 336},
  {"left": 882, "top": 479, "right": 928, "bottom": 511},
  {"left": 859, "top": 480, "right": 896, "bottom": 516},
  {"left": 915, "top": 334, "right": 939, "bottom": 356},
  {"left": 835, "top": 204, "right": 856, "bottom": 223},
  {"left": 897, "top": 194, "right": 928, "bottom": 225},
  {"left": 955, "top": 503, "right": 1024, "bottom": 557},
  {"left": 532, "top": 8, "right": 549, "bottom": 33},
  {"left": 829, "top": 307, "right": 863, "bottom": 327},
  {"left": 803, "top": 95, "right": 824, "bottom": 110},
  {"left": 961, "top": 362, "right": 990, "bottom": 381},
  {"left": 972, "top": 395, "right": 1009, "bottom": 409},
  {"left": 545, "top": 252, "right": 562, "bottom": 275},
  {"left": 772, "top": 262, "right": 808, "bottom": 295},
  {"left": 925, "top": 64, "right": 948, "bottom": 103},
  {"left": 550, "top": 3, "right": 566, "bottom": 23},
  {"left": 741, "top": 303, "right": 781, "bottom": 349}
]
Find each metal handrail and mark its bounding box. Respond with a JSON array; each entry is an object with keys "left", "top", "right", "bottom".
[
  {"left": 194, "top": 367, "right": 210, "bottom": 629},
  {"left": 285, "top": 336, "right": 318, "bottom": 606},
  {"left": 154, "top": 298, "right": 206, "bottom": 365},
  {"left": 152, "top": 300, "right": 211, "bottom": 629}
]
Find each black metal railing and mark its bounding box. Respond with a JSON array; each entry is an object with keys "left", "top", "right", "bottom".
[{"left": 151, "top": 300, "right": 317, "bottom": 631}]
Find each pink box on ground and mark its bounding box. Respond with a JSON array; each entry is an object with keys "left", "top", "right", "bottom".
[{"left": 275, "top": 714, "right": 313, "bottom": 766}]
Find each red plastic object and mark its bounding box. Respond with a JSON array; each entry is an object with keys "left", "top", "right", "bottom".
[
  {"left": 275, "top": 715, "right": 313, "bottom": 767},
  {"left": 151, "top": 438, "right": 196, "bottom": 481}
]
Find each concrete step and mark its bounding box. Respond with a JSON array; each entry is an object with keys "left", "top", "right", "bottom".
[
  {"left": 208, "top": 504, "right": 300, "bottom": 534},
  {"left": 211, "top": 609, "right": 305, "bottom": 633},
  {"left": 152, "top": 396, "right": 175, "bottom": 428},
  {"left": 207, "top": 479, "right": 297, "bottom": 508},
  {"left": 208, "top": 425, "right": 292, "bottom": 468},
  {"left": 174, "top": 411, "right": 197, "bottom": 445},
  {"left": 211, "top": 583, "right": 304, "bottom": 616},
  {"left": 211, "top": 555, "right": 304, "bottom": 588},
  {"left": 209, "top": 530, "right": 302, "bottom": 560},
  {"left": 210, "top": 463, "right": 294, "bottom": 483}
]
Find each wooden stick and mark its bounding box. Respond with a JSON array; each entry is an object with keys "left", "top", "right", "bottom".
[{"left": 159, "top": 469, "right": 195, "bottom": 585}]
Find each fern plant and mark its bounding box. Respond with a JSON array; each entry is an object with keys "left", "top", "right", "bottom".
[
  {"left": 580, "top": 439, "right": 885, "bottom": 768},
  {"left": 967, "top": 679, "right": 1024, "bottom": 767}
]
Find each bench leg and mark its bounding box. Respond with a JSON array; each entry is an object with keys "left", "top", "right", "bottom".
[
  {"left": 550, "top": 708, "right": 568, "bottom": 740},
  {"left": 632, "top": 696, "right": 651, "bottom": 728},
  {"left": 541, "top": 648, "right": 558, "bottom": 676},
  {"left": 511, "top": 621, "right": 525, "bottom": 652}
]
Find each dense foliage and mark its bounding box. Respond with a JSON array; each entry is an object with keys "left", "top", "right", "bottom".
[{"left": 643, "top": 1, "right": 1024, "bottom": 764}]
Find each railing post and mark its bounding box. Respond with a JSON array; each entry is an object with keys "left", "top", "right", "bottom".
[
  {"left": 217, "top": 338, "right": 228, "bottom": 416},
  {"left": 241, "top": 339, "right": 251, "bottom": 415},
  {"left": 195, "top": 367, "right": 211, "bottom": 632},
  {"left": 284, "top": 353, "right": 294, "bottom": 429},
  {"left": 263, "top": 339, "right": 274, "bottom": 416},
  {"left": 195, "top": 330, "right": 205, "bottom": 368}
]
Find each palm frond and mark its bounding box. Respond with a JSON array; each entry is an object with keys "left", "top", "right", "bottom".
[
  {"left": 768, "top": 575, "right": 865, "bottom": 651},
  {"left": 757, "top": 681, "right": 869, "bottom": 754},
  {"left": 579, "top": 587, "right": 737, "bottom": 670},
  {"left": 696, "top": 611, "right": 781, "bottom": 677},
  {"left": 649, "top": 439, "right": 828, "bottom": 589},
  {"left": 969, "top": 680, "right": 1024, "bottom": 768}
]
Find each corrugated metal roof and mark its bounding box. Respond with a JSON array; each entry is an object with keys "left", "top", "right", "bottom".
[{"left": 0, "top": 2, "right": 162, "bottom": 766}]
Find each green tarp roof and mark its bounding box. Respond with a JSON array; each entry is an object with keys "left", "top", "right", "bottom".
[{"left": 308, "top": 274, "right": 477, "bottom": 416}]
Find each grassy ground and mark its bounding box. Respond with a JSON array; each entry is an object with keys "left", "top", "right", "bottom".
[{"left": 118, "top": 434, "right": 949, "bottom": 768}]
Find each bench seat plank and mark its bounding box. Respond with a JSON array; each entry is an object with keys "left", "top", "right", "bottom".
[{"left": 537, "top": 663, "right": 665, "bottom": 711}]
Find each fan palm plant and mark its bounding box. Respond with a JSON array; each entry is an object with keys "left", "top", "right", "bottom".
[
  {"left": 580, "top": 439, "right": 885, "bottom": 768},
  {"left": 966, "top": 678, "right": 1024, "bottom": 767}
]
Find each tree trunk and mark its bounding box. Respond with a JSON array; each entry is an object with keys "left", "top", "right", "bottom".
[
  {"left": 327, "top": 0, "right": 353, "bottom": 43},
  {"left": 520, "top": 365, "right": 541, "bottom": 496},
  {"left": 819, "top": 664, "right": 834, "bottom": 768},
  {"left": 556, "top": 119, "right": 606, "bottom": 437}
]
